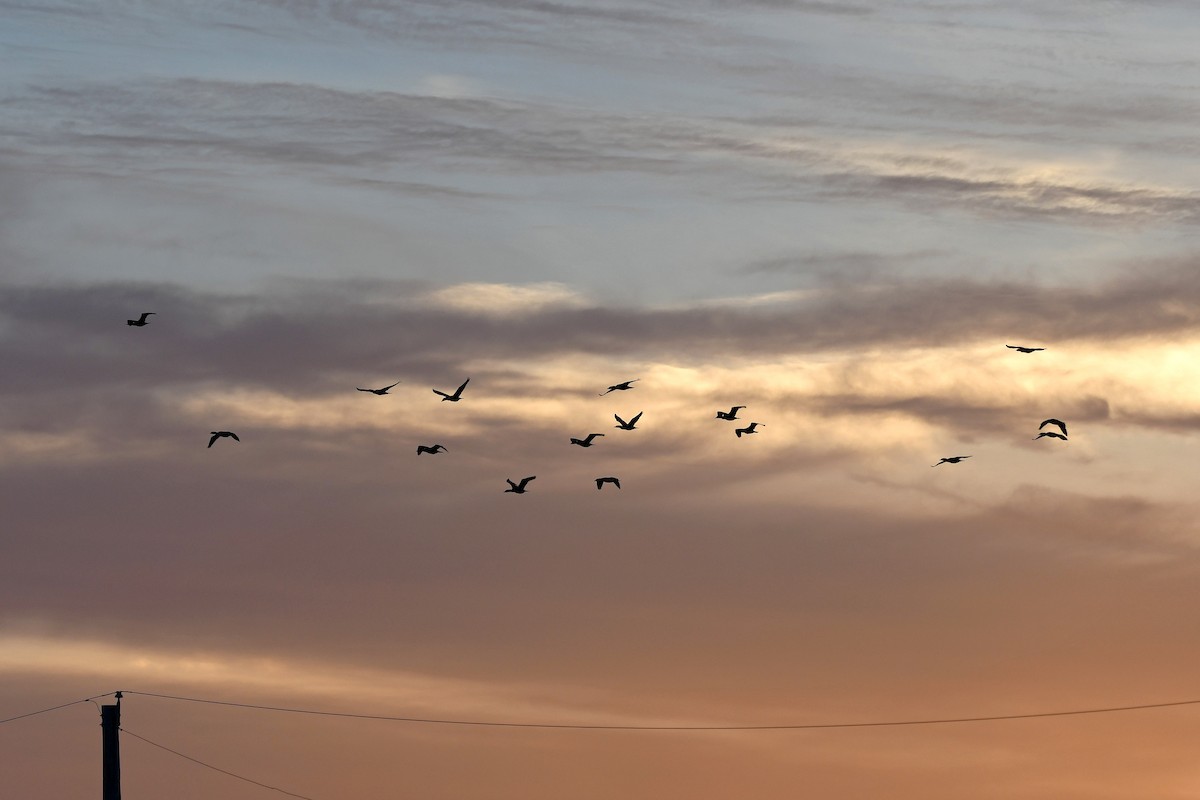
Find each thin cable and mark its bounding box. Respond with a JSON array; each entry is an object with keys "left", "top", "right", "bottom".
[
  {"left": 0, "top": 693, "right": 116, "bottom": 726},
  {"left": 122, "top": 689, "right": 1200, "bottom": 731},
  {"left": 121, "top": 727, "right": 318, "bottom": 800}
]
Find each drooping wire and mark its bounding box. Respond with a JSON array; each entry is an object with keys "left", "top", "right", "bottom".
[
  {"left": 0, "top": 693, "right": 117, "bottom": 726},
  {"left": 120, "top": 727, "right": 319, "bottom": 800},
  {"left": 121, "top": 689, "right": 1200, "bottom": 731}
]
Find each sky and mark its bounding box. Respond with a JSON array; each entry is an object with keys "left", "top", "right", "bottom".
[{"left": 4, "top": 1, "right": 1200, "bottom": 797}]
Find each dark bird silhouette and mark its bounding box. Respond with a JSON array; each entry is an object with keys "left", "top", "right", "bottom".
[
  {"left": 595, "top": 476, "right": 621, "bottom": 490},
  {"left": 1039, "top": 418, "right": 1068, "bottom": 437},
  {"left": 127, "top": 312, "right": 155, "bottom": 327},
  {"left": 433, "top": 378, "right": 470, "bottom": 402},
  {"left": 1006, "top": 345, "right": 1044, "bottom": 353},
  {"left": 208, "top": 431, "right": 240, "bottom": 448},
  {"left": 614, "top": 412, "right": 643, "bottom": 430},
  {"left": 734, "top": 422, "right": 763, "bottom": 438},
  {"left": 715, "top": 405, "right": 746, "bottom": 421},
  {"left": 417, "top": 444, "right": 448, "bottom": 454},
  {"left": 570, "top": 433, "right": 605, "bottom": 447},
  {"left": 1033, "top": 432, "right": 1067, "bottom": 441},
  {"left": 600, "top": 379, "right": 639, "bottom": 396},
  {"left": 505, "top": 476, "right": 536, "bottom": 494},
  {"left": 357, "top": 380, "right": 401, "bottom": 395},
  {"left": 932, "top": 456, "right": 971, "bottom": 466}
]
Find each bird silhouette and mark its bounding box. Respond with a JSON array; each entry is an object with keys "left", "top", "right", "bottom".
[
  {"left": 595, "top": 476, "right": 621, "bottom": 490},
  {"left": 433, "top": 378, "right": 470, "bottom": 402},
  {"left": 734, "top": 422, "right": 763, "bottom": 438},
  {"left": 1033, "top": 432, "right": 1067, "bottom": 441},
  {"left": 505, "top": 476, "right": 536, "bottom": 494},
  {"left": 600, "top": 379, "right": 639, "bottom": 396},
  {"left": 715, "top": 405, "right": 746, "bottom": 421},
  {"left": 127, "top": 312, "right": 156, "bottom": 327},
  {"left": 1039, "top": 418, "right": 1068, "bottom": 437},
  {"left": 614, "top": 412, "right": 643, "bottom": 430},
  {"left": 932, "top": 456, "right": 971, "bottom": 466},
  {"left": 570, "top": 433, "right": 605, "bottom": 447},
  {"left": 417, "top": 444, "right": 448, "bottom": 454},
  {"left": 208, "top": 431, "right": 240, "bottom": 448},
  {"left": 1006, "top": 345, "right": 1044, "bottom": 353},
  {"left": 357, "top": 380, "right": 401, "bottom": 395}
]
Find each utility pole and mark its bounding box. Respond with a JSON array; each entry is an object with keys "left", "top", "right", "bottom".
[{"left": 100, "top": 691, "right": 122, "bottom": 800}]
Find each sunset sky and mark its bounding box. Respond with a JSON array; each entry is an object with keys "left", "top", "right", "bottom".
[{"left": 6, "top": 1, "right": 1200, "bottom": 797}]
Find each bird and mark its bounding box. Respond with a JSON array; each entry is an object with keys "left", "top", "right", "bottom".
[
  {"left": 433, "top": 378, "right": 470, "bottom": 402},
  {"left": 417, "top": 444, "right": 448, "bottom": 455},
  {"left": 570, "top": 433, "right": 605, "bottom": 447},
  {"left": 208, "top": 431, "right": 240, "bottom": 448},
  {"left": 600, "top": 379, "right": 639, "bottom": 396},
  {"left": 734, "top": 422, "right": 763, "bottom": 438},
  {"left": 1033, "top": 432, "right": 1067, "bottom": 441},
  {"left": 1006, "top": 345, "right": 1044, "bottom": 353},
  {"left": 1039, "top": 418, "right": 1068, "bottom": 437},
  {"left": 357, "top": 380, "right": 401, "bottom": 395},
  {"left": 614, "top": 412, "right": 643, "bottom": 430},
  {"left": 126, "top": 312, "right": 155, "bottom": 327},
  {"left": 505, "top": 476, "right": 536, "bottom": 494},
  {"left": 715, "top": 405, "right": 746, "bottom": 421},
  {"left": 595, "top": 476, "right": 621, "bottom": 490},
  {"left": 932, "top": 456, "right": 971, "bottom": 466}
]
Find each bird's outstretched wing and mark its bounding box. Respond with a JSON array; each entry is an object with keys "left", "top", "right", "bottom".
[
  {"left": 614, "top": 414, "right": 628, "bottom": 427},
  {"left": 629, "top": 411, "right": 643, "bottom": 425},
  {"left": 517, "top": 476, "right": 536, "bottom": 490},
  {"left": 139, "top": 312, "right": 155, "bottom": 323},
  {"left": 1039, "top": 418, "right": 1068, "bottom": 436},
  {"left": 454, "top": 378, "right": 470, "bottom": 397},
  {"left": 433, "top": 389, "right": 450, "bottom": 398},
  {"left": 207, "top": 433, "right": 219, "bottom": 448}
]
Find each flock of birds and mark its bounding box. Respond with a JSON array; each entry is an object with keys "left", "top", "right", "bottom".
[
  {"left": 129, "top": 311, "right": 1063, "bottom": 490},
  {"left": 129, "top": 311, "right": 769, "bottom": 495},
  {"left": 930, "top": 346, "right": 1069, "bottom": 466}
]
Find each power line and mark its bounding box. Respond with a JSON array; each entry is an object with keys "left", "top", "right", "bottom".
[
  {"left": 0, "top": 693, "right": 117, "bottom": 726},
  {"left": 120, "top": 727, "right": 319, "bottom": 800},
  {"left": 122, "top": 689, "right": 1200, "bottom": 731}
]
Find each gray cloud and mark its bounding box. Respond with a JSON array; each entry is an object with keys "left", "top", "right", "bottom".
[{"left": 5, "top": 261, "right": 1200, "bottom": 397}]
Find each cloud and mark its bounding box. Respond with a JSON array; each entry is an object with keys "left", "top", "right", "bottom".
[
  {"left": 9, "top": 74, "right": 1200, "bottom": 227},
  {"left": 427, "top": 282, "right": 588, "bottom": 316}
]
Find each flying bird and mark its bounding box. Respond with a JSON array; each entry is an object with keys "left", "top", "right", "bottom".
[
  {"left": 357, "top": 380, "right": 401, "bottom": 395},
  {"left": 595, "top": 476, "right": 621, "bottom": 490},
  {"left": 734, "top": 422, "right": 764, "bottom": 438},
  {"left": 600, "top": 379, "right": 639, "bottom": 396},
  {"left": 1039, "top": 418, "right": 1068, "bottom": 437},
  {"left": 932, "top": 456, "right": 971, "bottom": 466},
  {"left": 126, "top": 312, "right": 155, "bottom": 327},
  {"left": 207, "top": 431, "right": 240, "bottom": 448},
  {"left": 715, "top": 405, "right": 746, "bottom": 421},
  {"left": 614, "top": 412, "right": 643, "bottom": 430},
  {"left": 570, "top": 433, "right": 605, "bottom": 447},
  {"left": 1033, "top": 432, "right": 1067, "bottom": 441},
  {"left": 417, "top": 444, "right": 448, "bottom": 455},
  {"left": 1006, "top": 345, "right": 1044, "bottom": 353},
  {"left": 504, "top": 476, "right": 536, "bottom": 494},
  {"left": 433, "top": 378, "right": 470, "bottom": 402}
]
